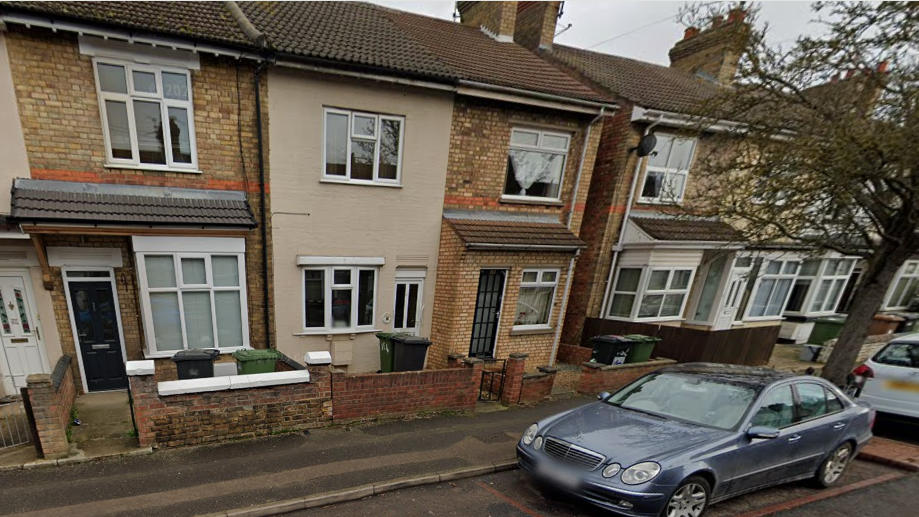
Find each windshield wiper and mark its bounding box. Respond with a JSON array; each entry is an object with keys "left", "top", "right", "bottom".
[{"left": 616, "top": 404, "right": 666, "bottom": 419}]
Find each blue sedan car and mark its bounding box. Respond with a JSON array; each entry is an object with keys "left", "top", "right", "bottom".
[{"left": 517, "top": 363, "right": 875, "bottom": 517}]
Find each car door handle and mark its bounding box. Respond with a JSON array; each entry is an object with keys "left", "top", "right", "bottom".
[
  {"left": 787, "top": 435, "right": 801, "bottom": 443},
  {"left": 833, "top": 423, "right": 846, "bottom": 430}
]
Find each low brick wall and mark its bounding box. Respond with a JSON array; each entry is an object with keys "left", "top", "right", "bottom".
[
  {"left": 520, "top": 366, "right": 557, "bottom": 404},
  {"left": 576, "top": 358, "right": 677, "bottom": 395},
  {"left": 333, "top": 359, "right": 484, "bottom": 424},
  {"left": 26, "top": 355, "right": 76, "bottom": 459},
  {"left": 129, "top": 364, "right": 332, "bottom": 448},
  {"left": 557, "top": 343, "right": 592, "bottom": 365}
]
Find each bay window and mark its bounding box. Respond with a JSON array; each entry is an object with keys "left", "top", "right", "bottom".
[
  {"left": 137, "top": 249, "right": 248, "bottom": 355},
  {"left": 94, "top": 60, "right": 197, "bottom": 170},
  {"left": 303, "top": 266, "right": 377, "bottom": 332},
  {"left": 640, "top": 134, "right": 696, "bottom": 204},
  {"left": 809, "top": 259, "right": 856, "bottom": 313},
  {"left": 504, "top": 128, "right": 570, "bottom": 200},
  {"left": 323, "top": 108, "right": 404, "bottom": 185},
  {"left": 607, "top": 267, "right": 695, "bottom": 321},
  {"left": 885, "top": 260, "right": 919, "bottom": 310},
  {"left": 513, "top": 269, "right": 559, "bottom": 329},
  {"left": 747, "top": 259, "right": 800, "bottom": 319}
]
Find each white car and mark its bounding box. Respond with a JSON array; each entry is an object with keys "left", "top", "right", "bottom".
[{"left": 852, "top": 335, "right": 919, "bottom": 419}]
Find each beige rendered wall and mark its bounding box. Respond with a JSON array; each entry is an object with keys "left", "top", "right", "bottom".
[
  {"left": 268, "top": 68, "right": 453, "bottom": 372},
  {"left": 0, "top": 31, "right": 30, "bottom": 214}
]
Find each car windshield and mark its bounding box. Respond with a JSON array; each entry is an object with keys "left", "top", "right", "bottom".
[
  {"left": 605, "top": 373, "right": 758, "bottom": 430},
  {"left": 873, "top": 342, "right": 919, "bottom": 368}
]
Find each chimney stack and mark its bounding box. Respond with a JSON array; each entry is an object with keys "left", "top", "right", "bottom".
[
  {"left": 513, "top": 1, "right": 561, "bottom": 51},
  {"left": 456, "top": 1, "right": 518, "bottom": 42},
  {"left": 668, "top": 7, "right": 751, "bottom": 85}
]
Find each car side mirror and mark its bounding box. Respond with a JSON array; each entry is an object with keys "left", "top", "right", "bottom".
[
  {"left": 597, "top": 391, "right": 611, "bottom": 401},
  {"left": 747, "top": 426, "right": 780, "bottom": 440}
]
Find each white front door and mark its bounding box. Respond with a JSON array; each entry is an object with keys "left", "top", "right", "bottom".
[
  {"left": 0, "top": 274, "right": 48, "bottom": 394},
  {"left": 713, "top": 269, "right": 748, "bottom": 331},
  {"left": 393, "top": 279, "right": 424, "bottom": 335}
]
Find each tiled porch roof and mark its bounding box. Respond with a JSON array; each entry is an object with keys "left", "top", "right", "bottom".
[
  {"left": 631, "top": 216, "right": 740, "bottom": 242},
  {"left": 445, "top": 217, "right": 585, "bottom": 251},
  {"left": 10, "top": 179, "right": 257, "bottom": 228}
]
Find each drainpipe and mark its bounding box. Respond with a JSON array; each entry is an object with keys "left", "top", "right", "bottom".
[
  {"left": 253, "top": 62, "right": 271, "bottom": 348},
  {"left": 549, "top": 107, "right": 604, "bottom": 366},
  {"left": 598, "top": 116, "right": 664, "bottom": 318}
]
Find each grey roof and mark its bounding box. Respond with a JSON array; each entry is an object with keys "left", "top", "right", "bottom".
[
  {"left": 445, "top": 217, "right": 585, "bottom": 251},
  {"left": 10, "top": 179, "right": 257, "bottom": 228},
  {"left": 631, "top": 217, "right": 740, "bottom": 242},
  {"left": 545, "top": 44, "right": 721, "bottom": 113}
]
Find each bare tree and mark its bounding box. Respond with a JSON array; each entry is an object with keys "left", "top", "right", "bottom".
[{"left": 682, "top": 2, "right": 919, "bottom": 385}]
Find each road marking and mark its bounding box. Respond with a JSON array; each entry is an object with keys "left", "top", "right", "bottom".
[
  {"left": 731, "top": 472, "right": 905, "bottom": 517},
  {"left": 476, "top": 480, "right": 547, "bottom": 517}
]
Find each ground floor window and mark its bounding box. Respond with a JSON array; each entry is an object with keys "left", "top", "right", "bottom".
[
  {"left": 747, "top": 259, "right": 800, "bottom": 319},
  {"left": 135, "top": 239, "right": 248, "bottom": 355},
  {"left": 513, "top": 269, "right": 559, "bottom": 329},
  {"left": 885, "top": 260, "right": 919, "bottom": 310},
  {"left": 393, "top": 276, "right": 423, "bottom": 334},
  {"left": 303, "top": 265, "right": 377, "bottom": 332},
  {"left": 608, "top": 266, "right": 695, "bottom": 321}
]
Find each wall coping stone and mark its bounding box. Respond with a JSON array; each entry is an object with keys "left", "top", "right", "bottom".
[
  {"left": 126, "top": 360, "right": 156, "bottom": 377},
  {"left": 158, "top": 370, "right": 311, "bottom": 396},
  {"left": 51, "top": 355, "right": 72, "bottom": 389},
  {"left": 508, "top": 353, "right": 529, "bottom": 360},
  {"left": 537, "top": 366, "right": 558, "bottom": 374},
  {"left": 447, "top": 353, "right": 466, "bottom": 360},
  {"left": 26, "top": 373, "right": 53, "bottom": 386},
  {"left": 463, "top": 358, "right": 484, "bottom": 365},
  {"left": 583, "top": 358, "right": 676, "bottom": 372},
  {"left": 523, "top": 372, "right": 548, "bottom": 380}
]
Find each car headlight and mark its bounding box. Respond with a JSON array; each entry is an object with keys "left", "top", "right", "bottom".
[
  {"left": 523, "top": 424, "right": 538, "bottom": 445},
  {"left": 533, "top": 436, "right": 543, "bottom": 450},
  {"left": 621, "top": 462, "right": 661, "bottom": 485},
  {"left": 601, "top": 463, "right": 621, "bottom": 478}
]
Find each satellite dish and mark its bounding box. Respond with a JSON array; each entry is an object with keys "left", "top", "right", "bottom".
[{"left": 634, "top": 133, "right": 658, "bottom": 158}]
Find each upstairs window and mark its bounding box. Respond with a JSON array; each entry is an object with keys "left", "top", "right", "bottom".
[
  {"left": 640, "top": 134, "right": 696, "bottom": 204},
  {"left": 94, "top": 60, "right": 197, "bottom": 170},
  {"left": 504, "top": 128, "right": 570, "bottom": 200},
  {"left": 323, "top": 108, "right": 404, "bottom": 185}
]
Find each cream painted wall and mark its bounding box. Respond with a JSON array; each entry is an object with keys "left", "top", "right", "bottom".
[
  {"left": 268, "top": 68, "right": 453, "bottom": 372},
  {"left": 0, "top": 32, "right": 30, "bottom": 214}
]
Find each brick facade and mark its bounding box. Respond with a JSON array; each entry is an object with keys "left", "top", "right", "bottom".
[
  {"left": 555, "top": 343, "right": 592, "bottom": 364},
  {"left": 513, "top": 2, "right": 560, "bottom": 51},
  {"left": 575, "top": 358, "right": 676, "bottom": 395},
  {"left": 25, "top": 355, "right": 76, "bottom": 459},
  {"left": 457, "top": 1, "right": 517, "bottom": 39},
  {"left": 4, "top": 26, "right": 274, "bottom": 392}
]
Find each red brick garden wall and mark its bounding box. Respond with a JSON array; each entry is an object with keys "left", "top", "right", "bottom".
[
  {"left": 26, "top": 355, "right": 76, "bottom": 459},
  {"left": 576, "top": 358, "right": 676, "bottom": 395},
  {"left": 519, "top": 367, "right": 557, "bottom": 405},
  {"left": 556, "top": 343, "right": 592, "bottom": 365}
]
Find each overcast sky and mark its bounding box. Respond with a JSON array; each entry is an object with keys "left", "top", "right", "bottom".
[{"left": 369, "top": 1, "right": 826, "bottom": 66}]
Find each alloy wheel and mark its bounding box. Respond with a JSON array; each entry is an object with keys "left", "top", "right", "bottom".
[
  {"left": 824, "top": 445, "right": 851, "bottom": 484},
  {"left": 667, "top": 482, "right": 707, "bottom": 517}
]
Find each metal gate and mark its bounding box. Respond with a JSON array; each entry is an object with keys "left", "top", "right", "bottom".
[
  {"left": 477, "top": 357, "right": 506, "bottom": 402},
  {"left": 0, "top": 395, "right": 32, "bottom": 449}
]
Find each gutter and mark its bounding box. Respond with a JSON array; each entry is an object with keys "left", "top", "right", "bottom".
[
  {"left": 458, "top": 80, "right": 617, "bottom": 113},
  {"left": 465, "top": 243, "right": 584, "bottom": 252},
  {"left": 631, "top": 106, "right": 744, "bottom": 133}
]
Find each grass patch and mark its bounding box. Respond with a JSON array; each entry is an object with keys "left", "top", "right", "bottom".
[{"left": 66, "top": 405, "right": 79, "bottom": 442}]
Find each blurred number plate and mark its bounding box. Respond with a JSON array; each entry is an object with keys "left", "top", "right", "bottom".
[
  {"left": 886, "top": 380, "right": 919, "bottom": 392},
  {"left": 537, "top": 463, "right": 580, "bottom": 490}
]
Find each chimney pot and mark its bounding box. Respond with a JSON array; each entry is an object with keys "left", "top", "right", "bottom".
[{"left": 684, "top": 27, "right": 700, "bottom": 40}]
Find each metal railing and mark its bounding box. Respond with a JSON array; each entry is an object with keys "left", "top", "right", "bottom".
[{"left": 0, "top": 395, "right": 32, "bottom": 449}]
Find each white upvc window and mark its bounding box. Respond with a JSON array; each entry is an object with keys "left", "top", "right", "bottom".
[
  {"left": 639, "top": 134, "right": 696, "bottom": 204},
  {"left": 513, "top": 269, "right": 560, "bottom": 329},
  {"left": 93, "top": 59, "right": 197, "bottom": 171},
  {"left": 504, "top": 128, "right": 570, "bottom": 201},
  {"left": 607, "top": 267, "right": 695, "bottom": 322},
  {"left": 809, "top": 258, "right": 857, "bottom": 314},
  {"left": 302, "top": 266, "right": 378, "bottom": 332},
  {"left": 393, "top": 277, "right": 424, "bottom": 335},
  {"left": 323, "top": 108, "right": 404, "bottom": 185},
  {"left": 746, "top": 259, "right": 800, "bottom": 319},
  {"left": 884, "top": 260, "right": 919, "bottom": 310},
  {"left": 136, "top": 251, "right": 248, "bottom": 356}
]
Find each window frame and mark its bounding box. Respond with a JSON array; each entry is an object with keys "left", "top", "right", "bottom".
[
  {"left": 638, "top": 133, "right": 697, "bottom": 205},
  {"left": 136, "top": 252, "right": 248, "bottom": 357},
  {"left": 744, "top": 259, "right": 801, "bottom": 321},
  {"left": 393, "top": 277, "right": 425, "bottom": 335},
  {"left": 92, "top": 57, "right": 198, "bottom": 172},
  {"left": 300, "top": 265, "right": 379, "bottom": 333},
  {"left": 502, "top": 127, "right": 571, "bottom": 202},
  {"left": 512, "top": 268, "right": 561, "bottom": 330},
  {"left": 792, "top": 382, "right": 843, "bottom": 424},
  {"left": 321, "top": 107, "right": 405, "bottom": 186},
  {"left": 884, "top": 260, "right": 919, "bottom": 310},
  {"left": 808, "top": 258, "right": 857, "bottom": 315},
  {"left": 749, "top": 384, "right": 798, "bottom": 430},
  {"left": 606, "top": 266, "right": 696, "bottom": 322}
]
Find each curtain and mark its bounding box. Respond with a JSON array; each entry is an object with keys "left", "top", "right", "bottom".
[
  {"left": 508, "top": 150, "right": 562, "bottom": 195},
  {"left": 514, "top": 286, "right": 553, "bottom": 325}
]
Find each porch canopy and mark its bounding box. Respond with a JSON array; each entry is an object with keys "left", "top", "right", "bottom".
[
  {"left": 9, "top": 178, "right": 257, "bottom": 234},
  {"left": 444, "top": 210, "right": 585, "bottom": 252},
  {"left": 625, "top": 216, "right": 742, "bottom": 248}
]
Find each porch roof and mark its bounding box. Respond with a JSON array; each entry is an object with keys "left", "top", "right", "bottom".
[
  {"left": 445, "top": 217, "right": 585, "bottom": 252},
  {"left": 631, "top": 216, "right": 740, "bottom": 243},
  {"left": 9, "top": 179, "right": 257, "bottom": 229}
]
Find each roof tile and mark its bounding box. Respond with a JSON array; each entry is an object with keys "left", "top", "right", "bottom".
[
  {"left": 446, "top": 218, "right": 584, "bottom": 250},
  {"left": 631, "top": 217, "right": 740, "bottom": 242}
]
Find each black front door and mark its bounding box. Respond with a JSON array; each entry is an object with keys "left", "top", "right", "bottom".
[
  {"left": 68, "top": 281, "right": 127, "bottom": 391},
  {"left": 469, "top": 269, "right": 506, "bottom": 358}
]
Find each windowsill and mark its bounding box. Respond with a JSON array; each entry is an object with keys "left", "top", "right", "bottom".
[
  {"left": 104, "top": 163, "right": 202, "bottom": 174},
  {"left": 320, "top": 178, "right": 402, "bottom": 188},
  {"left": 144, "top": 347, "right": 245, "bottom": 360},
  {"left": 742, "top": 316, "right": 785, "bottom": 323},
  {"left": 510, "top": 326, "right": 555, "bottom": 336},
  {"left": 500, "top": 195, "right": 564, "bottom": 206},
  {"left": 604, "top": 315, "right": 685, "bottom": 323},
  {"left": 294, "top": 328, "right": 381, "bottom": 336},
  {"left": 636, "top": 198, "right": 682, "bottom": 206}
]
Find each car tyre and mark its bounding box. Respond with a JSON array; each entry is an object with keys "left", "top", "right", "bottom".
[
  {"left": 814, "top": 442, "right": 853, "bottom": 488},
  {"left": 661, "top": 476, "right": 710, "bottom": 517}
]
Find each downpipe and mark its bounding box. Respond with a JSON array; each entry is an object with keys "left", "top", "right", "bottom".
[{"left": 254, "top": 61, "right": 271, "bottom": 348}]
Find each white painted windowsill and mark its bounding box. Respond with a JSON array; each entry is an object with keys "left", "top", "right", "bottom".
[
  {"left": 293, "top": 328, "right": 382, "bottom": 337},
  {"left": 104, "top": 163, "right": 203, "bottom": 174},
  {"left": 319, "top": 178, "right": 402, "bottom": 188}
]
